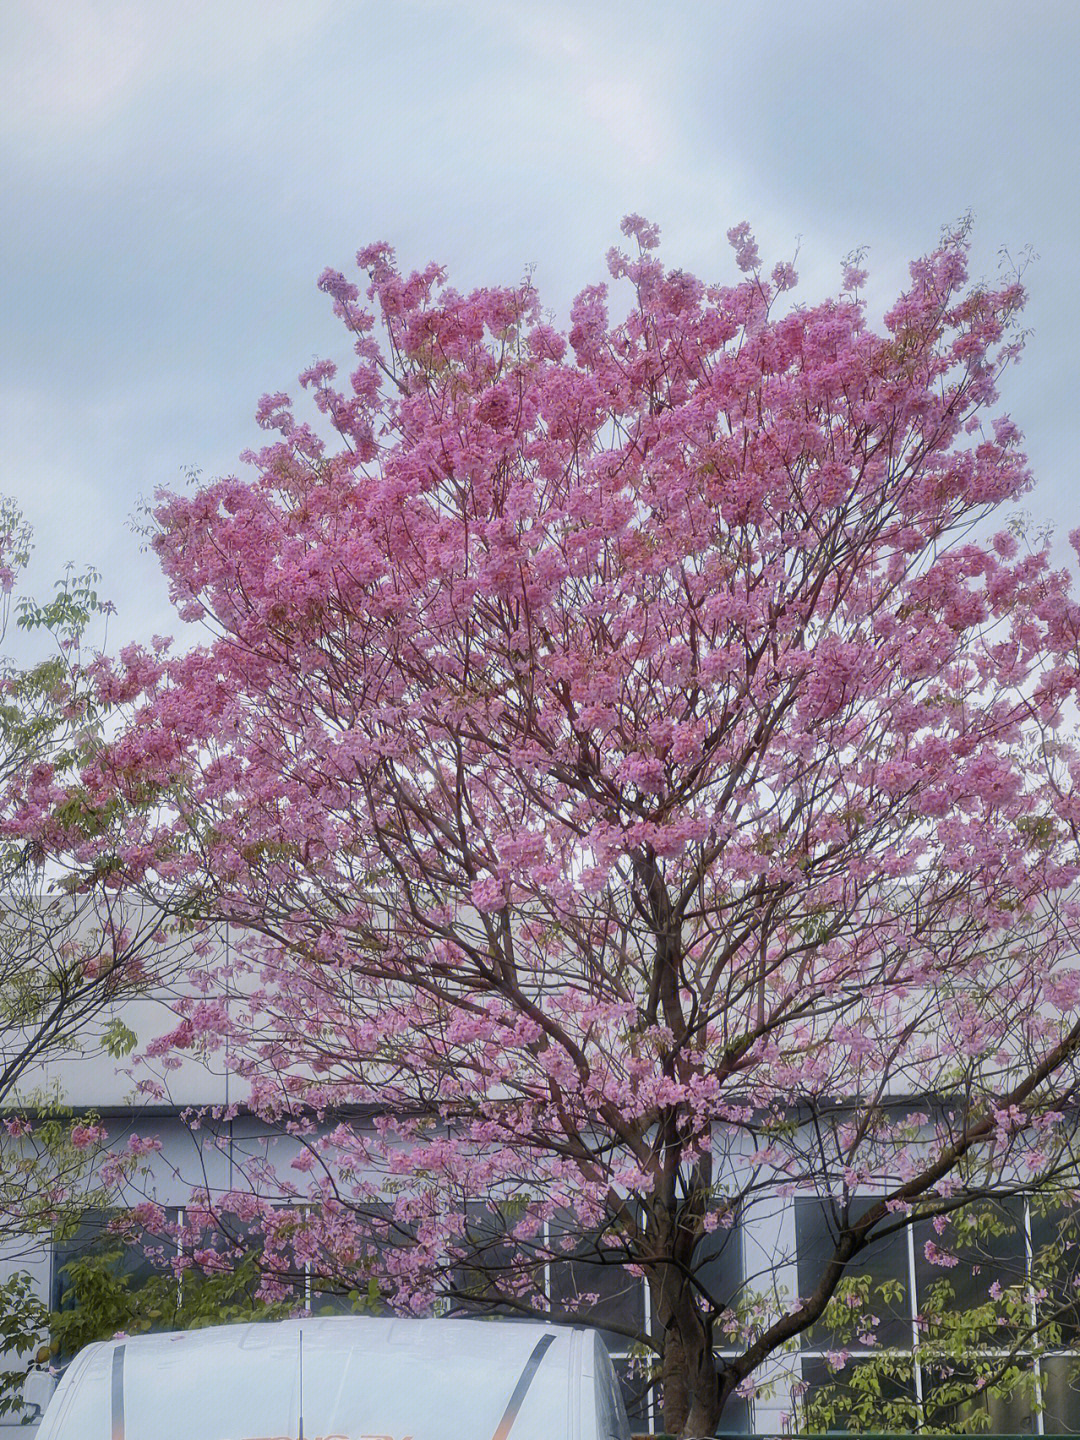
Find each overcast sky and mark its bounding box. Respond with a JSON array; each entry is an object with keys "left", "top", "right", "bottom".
[{"left": 2, "top": 0, "right": 1078, "bottom": 652}]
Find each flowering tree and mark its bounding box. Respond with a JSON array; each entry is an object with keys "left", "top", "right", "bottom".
[{"left": 59, "top": 219, "right": 1080, "bottom": 1435}]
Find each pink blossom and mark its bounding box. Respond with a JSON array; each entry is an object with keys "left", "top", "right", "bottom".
[
  {"left": 923, "top": 1241, "right": 960, "bottom": 1268},
  {"left": 70, "top": 1124, "right": 105, "bottom": 1150}
]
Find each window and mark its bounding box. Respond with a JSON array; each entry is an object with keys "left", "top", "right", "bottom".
[
  {"left": 307, "top": 1200, "right": 398, "bottom": 1316},
  {"left": 704, "top": 1225, "right": 751, "bottom": 1436},
  {"left": 912, "top": 1196, "right": 1026, "bottom": 1344},
  {"left": 546, "top": 1230, "right": 647, "bottom": 1346},
  {"left": 210, "top": 1202, "right": 393, "bottom": 1315},
  {"left": 796, "top": 1194, "right": 1080, "bottom": 1435},
  {"left": 1030, "top": 1201, "right": 1080, "bottom": 1348},
  {"left": 611, "top": 1354, "right": 654, "bottom": 1432},
  {"left": 50, "top": 1207, "right": 184, "bottom": 1364},
  {"left": 795, "top": 1194, "right": 911, "bottom": 1349},
  {"left": 51, "top": 1207, "right": 178, "bottom": 1315},
  {"left": 452, "top": 1198, "right": 538, "bottom": 1317},
  {"left": 800, "top": 1355, "right": 917, "bottom": 1432},
  {"left": 920, "top": 1359, "right": 1035, "bottom": 1434},
  {"left": 53, "top": 1201, "right": 385, "bottom": 1331},
  {"left": 695, "top": 1220, "right": 743, "bottom": 1319},
  {"left": 1039, "top": 1355, "right": 1080, "bottom": 1432}
]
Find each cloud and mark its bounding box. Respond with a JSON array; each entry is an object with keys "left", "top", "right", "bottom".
[
  {"left": 2, "top": 1, "right": 153, "bottom": 136},
  {"left": 1, "top": 1, "right": 335, "bottom": 153},
  {"left": 2, "top": 0, "right": 1076, "bottom": 650}
]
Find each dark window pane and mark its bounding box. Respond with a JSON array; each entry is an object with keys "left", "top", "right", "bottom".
[
  {"left": 190, "top": 1205, "right": 314, "bottom": 1309},
  {"left": 225, "top": 1205, "right": 306, "bottom": 1304},
  {"left": 622, "top": 1357, "right": 750, "bottom": 1437},
  {"left": 308, "top": 1273, "right": 390, "bottom": 1316},
  {"left": 696, "top": 1222, "right": 743, "bottom": 1326},
  {"left": 52, "top": 1209, "right": 172, "bottom": 1312},
  {"left": 800, "top": 1355, "right": 917, "bottom": 1433},
  {"left": 921, "top": 1357, "right": 1037, "bottom": 1435},
  {"left": 612, "top": 1354, "right": 654, "bottom": 1431},
  {"left": 913, "top": 1197, "right": 1026, "bottom": 1344},
  {"left": 50, "top": 1207, "right": 180, "bottom": 1362},
  {"left": 185, "top": 1205, "right": 264, "bottom": 1262},
  {"left": 795, "top": 1196, "right": 910, "bottom": 1348},
  {"left": 547, "top": 1214, "right": 646, "bottom": 1346},
  {"left": 645, "top": 1215, "right": 743, "bottom": 1352},
  {"left": 713, "top": 1360, "right": 751, "bottom": 1435},
  {"left": 1038, "top": 1354, "right": 1080, "bottom": 1432},
  {"left": 309, "top": 1201, "right": 397, "bottom": 1315},
  {"left": 547, "top": 1251, "right": 646, "bottom": 1345},
  {"left": 594, "top": 1332, "right": 633, "bottom": 1440},
  {"left": 1030, "top": 1201, "right": 1080, "bottom": 1347},
  {"left": 447, "top": 1199, "right": 541, "bottom": 1318}
]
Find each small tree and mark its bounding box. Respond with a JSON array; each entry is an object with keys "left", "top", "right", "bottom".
[
  {"left": 0, "top": 505, "right": 184, "bottom": 1414},
  {"left": 0, "top": 504, "right": 168, "bottom": 1217},
  {"left": 65, "top": 219, "right": 1080, "bottom": 1435}
]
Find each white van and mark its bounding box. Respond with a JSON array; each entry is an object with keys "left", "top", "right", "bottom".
[{"left": 35, "top": 1314, "right": 634, "bottom": 1440}]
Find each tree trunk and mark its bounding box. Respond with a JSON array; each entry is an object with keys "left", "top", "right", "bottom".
[
  {"left": 660, "top": 1324, "right": 690, "bottom": 1436},
  {"left": 651, "top": 1265, "right": 722, "bottom": 1438}
]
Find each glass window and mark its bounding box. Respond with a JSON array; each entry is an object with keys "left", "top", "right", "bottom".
[
  {"left": 49, "top": 1207, "right": 182, "bottom": 1364},
  {"left": 185, "top": 1203, "right": 308, "bottom": 1307},
  {"left": 712, "top": 1363, "right": 751, "bottom": 1436},
  {"left": 611, "top": 1354, "right": 654, "bottom": 1432},
  {"left": 449, "top": 1198, "right": 536, "bottom": 1317},
  {"left": 1037, "top": 1354, "right": 1080, "bottom": 1433},
  {"left": 547, "top": 1248, "right": 646, "bottom": 1346},
  {"left": 546, "top": 1213, "right": 646, "bottom": 1347},
  {"left": 795, "top": 1196, "right": 911, "bottom": 1348},
  {"left": 695, "top": 1220, "right": 743, "bottom": 1324},
  {"left": 800, "top": 1355, "right": 918, "bottom": 1433},
  {"left": 183, "top": 1204, "right": 265, "bottom": 1264},
  {"left": 307, "top": 1200, "right": 396, "bottom": 1315},
  {"left": 201, "top": 1199, "right": 403, "bottom": 1316},
  {"left": 921, "top": 1359, "right": 1036, "bottom": 1434},
  {"left": 912, "top": 1196, "right": 1027, "bottom": 1342},
  {"left": 184, "top": 1203, "right": 376, "bottom": 1315},
  {"left": 593, "top": 1331, "right": 633, "bottom": 1440},
  {"left": 611, "top": 1354, "right": 750, "bottom": 1438},
  {"left": 1030, "top": 1201, "right": 1080, "bottom": 1348},
  {"left": 790, "top": 1189, "right": 1080, "bottom": 1434},
  {"left": 51, "top": 1208, "right": 173, "bottom": 1313}
]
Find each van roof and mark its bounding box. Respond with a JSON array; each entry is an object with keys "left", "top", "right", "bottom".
[
  {"left": 39, "top": 1316, "right": 593, "bottom": 1440},
  {"left": 81, "top": 1314, "right": 569, "bottom": 1362}
]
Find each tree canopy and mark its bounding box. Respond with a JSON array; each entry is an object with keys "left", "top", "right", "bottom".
[{"left": 32, "top": 219, "right": 1080, "bottom": 1436}]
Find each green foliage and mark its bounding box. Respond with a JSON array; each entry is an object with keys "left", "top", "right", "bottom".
[
  {"left": 101, "top": 1019, "right": 138, "bottom": 1060},
  {"left": 43, "top": 1213, "right": 389, "bottom": 1357},
  {"left": 0, "top": 501, "right": 168, "bottom": 1230},
  {"left": 0, "top": 1271, "right": 50, "bottom": 1419},
  {"left": 46, "top": 1245, "right": 297, "bottom": 1360},
  {"left": 801, "top": 1353, "right": 921, "bottom": 1434},
  {"left": 797, "top": 1201, "right": 1080, "bottom": 1433},
  {"left": 1, "top": 562, "right": 110, "bottom": 792},
  {"left": 0, "top": 1096, "right": 128, "bottom": 1244}
]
